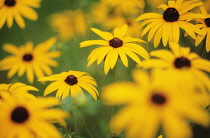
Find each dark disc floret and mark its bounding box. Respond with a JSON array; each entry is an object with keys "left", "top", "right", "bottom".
[
  {"left": 23, "top": 54, "right": 33, "bottom": 62},
  {"left": 163, "top": 7, "right": 179, "bottom": 22},
  {"left": 11, "top": 107, "right": 29, "bottom": 123},
  {"left": 151, "top": 93, "right": 167, "bottom": 105},
  {"left": 174, "top": 56, "right": 191, "bottom": 68},
  {"left": 204, "top": 18, "right": 210, "bottom": 27},
  {"left": 4, "top": 0, "right": 16, "bottom": 6},
  {"left": 65, "top": 75, "right": 78, "bottom": 85},
  {"left": 109, "top": 37, "right": 123, "bottom": 48}
]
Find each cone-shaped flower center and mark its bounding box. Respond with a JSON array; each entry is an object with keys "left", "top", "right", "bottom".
[
  {"left": 65, "top": 75, "right": 78, "bottom": 85},
  {"left": 174, "top": 57, "right": 191, "bottom": 68},
  {"left": 109, "top": 37, "right": 123, "bottom": 48},
  {"left": 11, "top": 107, "right": 29, "bottom": 123},
  {"left": 205, "top": 18, "right": 210, "bottom": 27},
  {"left": 163, "top": 8, "right": 179, "bottom": 22},
  {"left": 23, "top": 54, "right": 33, "bottom": 62},
  {"left": 151, "top": 93, "right": 167, "bottom": 105},
  {"left": 4, "top": 0, "right": 16, "bottom": 6}
]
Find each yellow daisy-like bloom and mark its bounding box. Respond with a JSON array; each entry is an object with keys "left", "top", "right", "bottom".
[
  {"left": 195, "top": 5, "right": 210, "bottom": 52},
  {"left": 136, "top": 0, "right": 205, "bottom": 47},
  {"left": 39, "top": 70, "right": 99, "bottom": 100},
  {"left": 102, "top": 70, "right": 210, "bottom": 138},
  {"left": 0, "top": 0, "right": 41, "bottom": 29},
  {"left": 0, "top": 37, "right": 60, "bottom": 83},
  {"left": 141, "top": 42, "right": 210, "bottom": 92},
  {"left": 49, "top": 9, "right": 87, "bottom": 41},
  {"left": 0, "top": 82, "right": 38, "bottom": 100},
  {"left": 0, "top": 93, "right": 68, "bottom": 138},
  {"left": 80, "top": 25, "right": 150, "bottom": 74}
]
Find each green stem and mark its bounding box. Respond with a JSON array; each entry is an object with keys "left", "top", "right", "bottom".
[{"left": 79, "top": 112, "right": 94, "bottom": 138}]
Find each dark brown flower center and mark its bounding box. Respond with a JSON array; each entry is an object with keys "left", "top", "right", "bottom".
[
  {"left": 163, "top": 8, "right": 179, "bottom": 22},
  {"left": 151, "top": 93, "right": 167, "bottom": 105},
  {"left": 23, "top": 54, "right": 33, "bottom": 62},
  {"left": 109, "top": 37, "right": 123, "bottom": 48},
  {"left": 174, "top": 57, "right": 191, "bottom": 68},
  {"left": 4, "top": 0, "right": 16, "bottom": 6},
  {"left": 205, "top": 18, "right": 210, "bottom": 27},
  {"left": 65, "top": 75, "right": 78, "bottom": 85},
  {"left": 11, "top": 107, "right": 29, "bottom": 123}
]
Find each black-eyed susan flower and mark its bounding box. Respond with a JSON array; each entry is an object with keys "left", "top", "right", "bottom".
[
  {"left": 102, "top": 69, "right": 210, "bottom": 138},
  {"left": 49, "top": 9, "right": 87, "bottom": 41},
  {"left": 39, "top": 70, "right": 99, "bottom": 100},
  {"left": 80, "top": 25, "right": 149, "bottom": 74},
  {"left": 0, "top": 82, "right": 38, "bottom": 100},
  {"left": 195, "top": 5, "right": 210, "bottom": 52},
  {"left": 0, "top": 0, "right": 41, "bottom": 29},
  {"left": 0, "top": 37, "right": 60, "bottom": 83},
  {"left": 0, "top": 93, "right": 68, "bottom": 138},
  {"left": 141, "top": 42, "right": 210, "bottom": 92},
  {"left": 135, "top": 0, "right": 206, "bottom": 47}
]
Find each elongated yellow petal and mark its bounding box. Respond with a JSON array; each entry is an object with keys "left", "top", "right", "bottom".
[
  {"left": 91, "top": 28, "right": 113, "bottom": 41},
  {"left": 136, "top": 13, "right": 162, "bottom": 21},
  {"left": 80, "top": 40, "right": 108, "bottom": 47},
  {"left": 123, "top": 36, "right": 146, "bottom": 43},
  {"left": 14, "top": 12, "right": 25, "bottom": 28},
  {"left": 117, "top": 48, "right": 128, "bottom": 67},
  {"left": 19, "top": 6, "right": 38, "bottom": 20},
  {"left": 179, "top": 1, "right": 203, "bottom": 15}
]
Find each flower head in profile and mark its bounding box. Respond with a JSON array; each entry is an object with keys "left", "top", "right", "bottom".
[
  {"left": 0, "top": 37, "right": 60, "bottom": 83},
  {"left": 80, "top": 25, "right": 150, "bottom": 74},
  {"left": 136, "top": 0, "right": 205, "bottom": 47},
  {"left": 39, "top": 70, "right": 99, "bottom": 100},
  {"left": 0, "top": 82, "right": 38, "bottom": 100},
  {"left": 195, "top": 5, "right": 210, "bottom": 52},
  {"left": 0, "top": 0, "right": 41, "bottom": 28},
  {"left": 0, "top": 94, "right": 68, "bottom": 138},
  {"left": 102, "top": 70, "right": 210, "bottom": 138},
  {"left": 141, "top": 42, "right": 210, "bottom": 92},
  {"left": 49, "top": 9, "right": 87, "bottom": 41}
]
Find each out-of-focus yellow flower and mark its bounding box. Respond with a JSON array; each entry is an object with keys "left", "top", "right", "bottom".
[
  {"left": 141, "top": 42, "right": 210, "bottom": 93},
  {"left": 136, "top": 0, "right": 206, "bottom": 47},
  {"left": 80, "top": 25, "right": 149, "bottom": 74},
  {"left": 102, "top": 69, "right": 210, "bottom": 138},
  {"left": 0, "top": 0, "right": 41, "bottom": 28},
  {"left": 49, "top": 9, "right": 88, "bottom": 41},
  {"left": 0, "top": 37, "right": 60, "bottom": 83},
  {"left": 0, "top": 82, "right": 38, "bottom": 100},
  {"left": 0, "top": 94, "right": 68, "bottom": 138},
  {"left": 39, "top": 70, "right": 99, "bottom": 100},
  {"left": 195, "top": 5, "right": 210, "bottom": 52},
  {"left": 89, "top": 0, "right": 144, "bottom": 33}
]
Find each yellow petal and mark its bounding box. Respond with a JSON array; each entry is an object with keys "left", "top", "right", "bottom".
[
  {"left": 135, "top": 13, "right": 162, "bottom": 21},
  {"left": 80, "top": 40, "right": 108, "bottom": 47},
  {"left": 91, "top": 28, "right": 113, "bottom": 41}
]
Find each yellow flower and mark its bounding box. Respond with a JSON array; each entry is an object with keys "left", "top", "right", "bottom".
[
  {"left": 102, "top": 69, "right": 210, "bottom": 138},
  {"left": 0, "top": 0, "right": 41, "bottom": 29},
  {"left": 80, "top": 25, "right": 149, "bottom": 74},
  {"left": 0, "top": 37, "right": 60, "bottom": 83},
  {"left": 0, "top": 82, "right": 38, "bottom": 100},
  {"left": 141, "top": 42, "right": 210, "bottom": 93},
  {"left": 0, "top": 93, "right": 68, "bottom": 138},
  {"left": 39, "top": 70, "right": 99, "bottom": 100},
  {"left": 49, "top": 9, "right": 88, "bottom": 41},
  {"left": 195, "top": 5, "right": 210, "bottom": 52},
  {"left": 136, "top": 0, "right": 205, "bottom": 47}
]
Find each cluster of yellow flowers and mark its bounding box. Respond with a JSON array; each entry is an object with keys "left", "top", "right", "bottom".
[{"left": 0, "top": 0, "right": 209, "bottom": 138}]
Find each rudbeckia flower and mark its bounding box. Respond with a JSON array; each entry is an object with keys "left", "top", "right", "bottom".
[
  {"left": 0, "top": 0, "right": 41, "bottom": 28},
  {"left": 195, "top": 5, "right": 210, "bottom": 52},
  {"left": 0, "top": 37, "right": 60, "bottom": 83},
  {"left": 49, "top": 9, "right": 88, "bottom": 41},
  {"left": 80, "top": 25, "right": 149, "bottom": 74},
  {"left": 102, "top": 70, "right": 210, "bottom": 138},
  {"left": 39, "top": 70, "right": 99, "bottom": 100},
  {"left": 0, "top": 82, "right": 38, "bottom": 100},
  {"left": 0, "top": 94, "right": 68, "bottom": 138},
  {"left": 135, "top": 0, "right": 206, "bottom": 47},
  {"left": 141, "top": 42, "right": 210, "bottom": 92}
]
